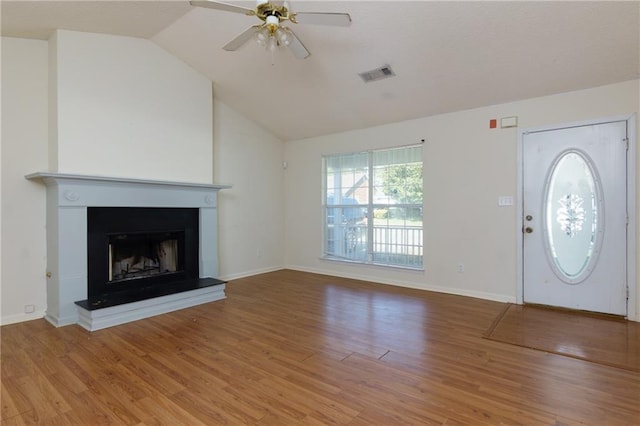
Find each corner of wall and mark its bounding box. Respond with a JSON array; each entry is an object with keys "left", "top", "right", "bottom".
[
  {"left": 1, "top": 37, "right": 49, "bottom": 325},
  {"left": 48, "top": 31, "right": 59, "bottom": 172},
  {"left": 212, "top": 99, "right": 286, "bottom": 279}
]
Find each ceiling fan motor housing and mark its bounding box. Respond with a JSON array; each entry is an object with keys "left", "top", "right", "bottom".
[
  {"left": 265, "top": 15, "right": 280, "bottom": 34},
  {"left": 256, "top": 2, "right": 290, "bottom": 23}
]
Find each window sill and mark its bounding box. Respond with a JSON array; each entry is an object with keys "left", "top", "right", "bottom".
[{"left": 320, "top": 255, "right": 425, "bottom": 272}]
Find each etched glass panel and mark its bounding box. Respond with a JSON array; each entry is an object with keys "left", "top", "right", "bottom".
[{"left": 545, "top": 152, "right": 599, "bottom": 279}]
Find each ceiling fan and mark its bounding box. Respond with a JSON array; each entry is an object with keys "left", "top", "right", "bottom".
[{"left": 189, "top": 0, "right": 351, "bottom": 59}]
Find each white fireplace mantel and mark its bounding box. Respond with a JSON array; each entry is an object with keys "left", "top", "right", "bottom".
[{"left": 26, "top": 172, "right": 231, "bottom": 329}]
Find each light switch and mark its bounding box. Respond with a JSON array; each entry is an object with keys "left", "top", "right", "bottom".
[{"left": 498, "top": 196, "right": 513, "bottom": 206}]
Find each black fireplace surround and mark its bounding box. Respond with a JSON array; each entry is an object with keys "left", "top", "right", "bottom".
[{"left": 81, "top": 207, "right": 209, "bottom": 309}]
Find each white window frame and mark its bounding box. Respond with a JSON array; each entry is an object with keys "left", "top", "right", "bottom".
[{"left": 322, "top": 145, "right": 424, "bottom": 269}]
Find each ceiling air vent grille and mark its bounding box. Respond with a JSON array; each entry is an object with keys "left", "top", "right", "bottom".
[{"left": 358, "top": 65, "right": 395, "bottom": 83}]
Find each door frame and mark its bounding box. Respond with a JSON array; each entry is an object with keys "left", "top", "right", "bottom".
[{"left": 516, "top": 114, "right": 637, "bottom": 320}]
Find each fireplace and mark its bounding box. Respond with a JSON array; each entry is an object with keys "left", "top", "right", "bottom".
[
  {"left": 86, "top": 207, "right": 200, "bottom": 307},
  {"left": 26, "top": 172, "right": 231, "bottom": 330},
  {"left": 109, "top": 232, "right": 181, "bottom": 282}
]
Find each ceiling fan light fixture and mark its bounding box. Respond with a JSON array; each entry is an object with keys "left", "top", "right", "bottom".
[
  {"left": 255, "top": 17, "right": 292, "bottom": 53},
  {"left": 191, "top": 0, "right": 349, "bottom": 60},
  {"left": 255, "top": 29, "right": 268, "bottom": 46},
  {"left": 276, "top": 27, "right": 291, "bottom": 46},
  {"left": 267, "top": 35, "right": 277, "bottom": 52}
]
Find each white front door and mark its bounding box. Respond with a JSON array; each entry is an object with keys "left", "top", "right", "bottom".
[{"left": 522, "top": 120, "right": 628, "bottom": 316}]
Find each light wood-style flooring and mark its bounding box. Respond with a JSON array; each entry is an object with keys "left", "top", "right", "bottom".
[
  {"left": 2, "top": 270, "right": 639, "bottom": 425},
  {"left": 485, "top": 303, "right": 640, "bottom": 373}
]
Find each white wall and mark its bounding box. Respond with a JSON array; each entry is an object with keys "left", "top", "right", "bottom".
[
  {"left": 1, "top": 38, "right": 49, "bottom": 324},
  {"left": 1, "top": 32, "right": 286, "bottom": 325},
  {"left": 2, "top": 31, "right": 637, "bottom": 325},
  {"left": 1, "top": 31, "right": 229, "bottom": 325},
  {"left": 284, "top": 80, "right": 640, "bottom": 319},
  {"left": 213, "top": 100, "right": 285, "bottom": 280},
  {"left": 50, "top": 30, "right": 213, "bottom": 183}
]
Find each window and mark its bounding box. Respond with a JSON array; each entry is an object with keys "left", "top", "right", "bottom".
[{"left": 323, "top": 145, "right": 423, "bottom": 269}]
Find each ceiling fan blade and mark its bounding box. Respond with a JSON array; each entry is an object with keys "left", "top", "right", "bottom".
[
  {"left": 223, "top": 26, "right": 260, "bottom": 51},
  {"left": 286, "top": 29, "right": 310, "bottom": 59},
  {"left": 189, "top": 0, "right": 255, "bottom": 16},
  {"left": 293, "top": 12, "right": 351, "bottom": 27}
]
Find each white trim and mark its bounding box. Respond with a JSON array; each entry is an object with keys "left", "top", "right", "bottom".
[
  {"left": 626, "top": 114, "right": 637, "bottom": 321},
  {"left": 517, "top": 114, "right": 637, "bottom": 320},
  {"left": 1, "top": 311, "right": 47, "bottom": 326},
  {"left": 320, "top": 255, "right": 425, "bottom": 272},
  {"left": 287, "top": 264, "right": 516, "bottom": 304},
  {"left": 208, "top": 263, "right": 516, "bottom": 304},
  {"left": 44, "top": 313, "right": 79, "bottom": 328},
  {"left": 76, "top": 284, "right": 226, "bottom": 331},
  {"left": 25, "top": 172, "right": 232, "bottom": 191},
  {"left": 322, "top": 145, "right": 424, "bottom": 269},
  {"left": 219, "top": 265, "right": 285, "bottom": 282},
  {"left": 516, "top": 126, "right": 525, "bottom": 305},
  {"left": 26, "top": 172, "right": 230, "bottom": 328}
]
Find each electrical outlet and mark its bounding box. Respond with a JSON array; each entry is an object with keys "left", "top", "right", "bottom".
[
  {"left": 257, "top": 248, "right": 263, "bottom": 258},
  {"left": 457, "top": 263, "right": 465, "bottom": 273},
  {"left": 24, "top": 304, "right": 35, "bottom": 314}
]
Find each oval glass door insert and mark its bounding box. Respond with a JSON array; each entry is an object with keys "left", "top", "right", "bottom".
[{"left": 544, "top": 151, "right": 602, "bottom": 282}]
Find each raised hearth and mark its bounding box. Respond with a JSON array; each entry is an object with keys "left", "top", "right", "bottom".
[
  {"left": 26, "top": 172, "right": 231, "bottom": 331},
  {"left": 75, "top": 277, "right": 226, "bottom": 331}
]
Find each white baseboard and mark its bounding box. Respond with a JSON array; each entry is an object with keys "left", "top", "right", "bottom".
[
  {"left": 1, "top": 310, "right": 46, "bottom": 326},
  {"left": 285, "top": 264, "right": 516, "bottom": 304},
  {"left": 219, "top": 266, "right": 284, "bottom": 282}
]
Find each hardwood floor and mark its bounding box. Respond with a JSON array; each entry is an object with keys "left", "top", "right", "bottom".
[
  {"left": 2, "top": 270, "right": 639, "bottom": 425},
  {"left": 485, "top": 304, "right": 640, "bottom": 372}
]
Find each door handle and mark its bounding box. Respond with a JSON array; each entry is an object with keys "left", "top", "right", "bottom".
[{"left": 524, "top": 227, "right": 533, "bottom": 234}]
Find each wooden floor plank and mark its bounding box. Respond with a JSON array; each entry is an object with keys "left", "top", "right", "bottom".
[
  {"left": 486, "top": 304, "right": 640, "bottom": 372},
  {"left": 1, "top": 380, "right": 23, "bottom": 420},
  {"left": 1, "top": 375, "right": 70, "bottom": 423},
  {"left": 2, "top": 270, "right": 639, "bottom": 425}
]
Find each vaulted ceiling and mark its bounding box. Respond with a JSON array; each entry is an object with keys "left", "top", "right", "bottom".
[{"left": 3, "top": 1, "right": 639, "bottom": 141}]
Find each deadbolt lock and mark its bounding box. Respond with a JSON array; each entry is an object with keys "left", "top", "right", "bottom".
[{"left": 525, "top": 215, "right": 533, "bottom": 221}]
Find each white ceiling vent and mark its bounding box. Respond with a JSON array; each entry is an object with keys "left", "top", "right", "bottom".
[{"left": 358, "top": 65, "right": 395, "bottom": 83}]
